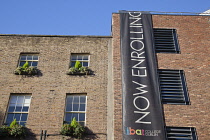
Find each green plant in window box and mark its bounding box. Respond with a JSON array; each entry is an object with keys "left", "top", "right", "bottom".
[
  {"left": 0, "top": 125, "right": 10, "bottom": 137},
  {"left": 0, "top": 119, "right": 27, "bottom": 139},
  {"left": 74, "top": 61, "right": 82, "bottom": 69},
  {"left": 60, "top": 124, "right": 74, "bottom": 136},
  {"left": 67, "top": 61, "right": 92, "bottom": 75},
  {"left": 10, "top": 124, "right": 26, "bottom": 138},
  {"left": 73, "top": 124, "right": 85, "bottom": 139},
  {"left": 10, "top": 118, "right": 18, "bottom": 128},
  {"left": 60, "top": 118, "right": 85, "bottom": 139},
  {"left": 9, "top": 119, "right": 26, "bottom": 138},
  {"left": 14, "top": 61, "right": 39, "bottom": 75}
]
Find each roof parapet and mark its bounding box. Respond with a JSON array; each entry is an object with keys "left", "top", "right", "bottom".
[{"left": 117, "top": 10, "right": 210, "bottom": 16}]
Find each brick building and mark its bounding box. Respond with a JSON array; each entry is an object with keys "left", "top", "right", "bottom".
[
  {"left": 0, "top": 11, "right": 209, "bottom": 140},
  {"left": 0, "top": 35, "right": 111, "bottom": 139},
  {"left": 111, "top": 12, "right": 210, "bottom": 140}
]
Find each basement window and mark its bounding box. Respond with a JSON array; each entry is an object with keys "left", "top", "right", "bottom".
[
  {"left": 166, "top": 127, "right": 198, "bottom": 140},
  {"left": 158, "top": 69, "right": 190, "bottom": 105},
  {"left": 154, "top": 28, "right": 180, "bottom": 53}
]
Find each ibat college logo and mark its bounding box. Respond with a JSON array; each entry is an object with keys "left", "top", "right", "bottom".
[{"left": 124, "top": 127, "right": 161, "bottom": 136}]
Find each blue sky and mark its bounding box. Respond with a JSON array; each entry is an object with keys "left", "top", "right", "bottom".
[{"left": 0, "top": 0, "right": 209, "bottom": 36}]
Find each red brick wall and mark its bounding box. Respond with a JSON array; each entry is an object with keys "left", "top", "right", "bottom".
[
  {"left": 112, "top": 13, "right": 210, "bottom": 140},
  {"left": 153, "top": 15, "right": 210, "bottom": 140},
  {"left": 111, "top": 13, "right": 123, "bottom": 140}
]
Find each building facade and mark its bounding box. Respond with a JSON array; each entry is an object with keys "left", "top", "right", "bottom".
[
  {"left": 111, "top": 12, "right": 210, "bottom": 140},
  {"left": 0, "top": 35, "right": 111, "bottom": 139},
  {"left": 0, "top": 11, "right": 209, "bottom": 140}
]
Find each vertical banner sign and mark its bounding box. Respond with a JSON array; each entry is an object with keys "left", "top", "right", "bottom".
[{"left": 120, "top": 12, "right": 166, "bottom": 140}]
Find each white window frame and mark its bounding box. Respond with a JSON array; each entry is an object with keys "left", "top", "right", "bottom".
[
  {"left": 64, "top": 94, "right": 87, "bottom": 126},
  {"left": 18, "top": 54, "right": 39, "bottom": 67},
  {"left": 70, "top": 54, "right": 90, "bottom": 68},
  {"left": 5, "top": 95, "right": 31, "bottom": 126}
]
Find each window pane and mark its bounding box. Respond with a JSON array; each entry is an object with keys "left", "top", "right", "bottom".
[
  {"left": 16, "top": 103, "right": 23, "bottom": 107},
  {"left": 28, "top": 61, "right": 32, "bottom": 66},
  {"left": 67, "top": 96, "right": 73, "bottom": 103},
  {"left": 14, "top": 114, "right": 21, "bottom": 121},
  {"left": 73, "top": 96, "right": 79, "bottom": 103},
  {"left": 72, "top": 113, "right": 78, "bottom": 121},
  {"left": 32, "top": 61, "right": 38, "bottom": 67},
  {"left": 6, "top": 114, "right": 14, "bottom": 123},
  {"left": 20, "top": 61, "right": 26, "bottom": 67},
  {"left": 83, "top": 62, "right": 88, "bottom": 67},
  {"left": 80, "top": 96, "right": 86, "bottom": 103},
  {"left": 83, "top": 55, "right": 88, "bottom": 60},
  {"left": 66, "top": 104, "right": 72, "bottom": 111},
  {"left": 73, "top": 104, "right": 79, "bottom": 111},
  {"left": 77, "top": 55, "right": 83, "bottom": 60},
  {"left": 15, "top": 106, "right": 22, "bottom": 112},
  {"left": 21, "top": 114, "right": 28, "bottom": 121},
  {"left": 33, "top": 56, "right": 38, "bottom": 60},
  {"left": 65, "top": 113, "right": 79, "bottom": 123},
  {"left": 24, "top": 96, "right": 31, "bottom": 104},
  {"left": 79, "top": 104, "right": 86, "bottom": 111},
  {"left": 8, "top": 106, "right": 15, "bottom": 112},
  {"left": 71, "top": 62, "right": 75, "bottom": 67},
  {"left": 65, "top": 113, "right": 73, "bottom": 122},
  {"left": 27, "top": 56, "right": 33, "bottom": 60},
  {"left": 71, "top": 55, "right": 77, "bottom": 61},
  {"left": 22, "top": 106, "right": 29, "bottom": 112},
  {"left": 10, "top": 96, "right": 17, "bottom": 104},
  {"left": 17, "top": 96, "right": 24, "bottom": 104},
  {"left": 9, "top": 103, "right": 16, "bottom": 107},
  {"left": 79, "top": 113, "right": 85, "bottom": 121},
  {"left": 20, "top": 56, "right": 27, "bottom": 60}
]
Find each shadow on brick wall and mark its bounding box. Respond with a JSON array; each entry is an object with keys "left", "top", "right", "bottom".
[
  {"left": 0, "top": 111, "right": 4, "bottom": 126},
  {"left": 83, "top": 127, "right": 106, "bottom": 140},
  {"left": 0, "top": 128, "right": 36, "bottom": 140},
  {"left": 60, "top": 127, "right": 104, "bottom": 140},
  {"left": 20, "top": 69, "right": 43, "bottom": 77},
  {"left": 25, "top": 128, "right": 37, "bottom": 140}
]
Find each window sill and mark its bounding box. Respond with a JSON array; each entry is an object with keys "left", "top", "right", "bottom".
[
  {"left": 14, "top": 66, "right": 40, "bottom": 75},
  {"left": 66, "top": 72, "right": 93, "bottom": 76},
  {"left": 66, "top": 67, "right": 94, "bottom": 76},
  {"left": 14, "top": 72, "right": 38, "bottom": 75}
]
